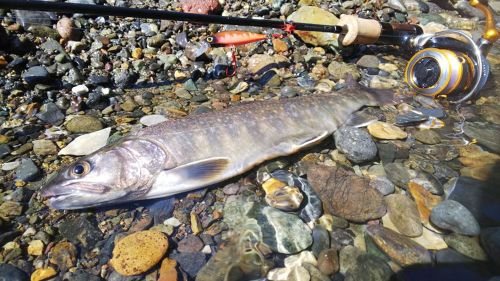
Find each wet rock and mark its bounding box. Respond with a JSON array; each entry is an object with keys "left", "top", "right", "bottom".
[
  {"left": 339, "top": 245, "right": 363, "bottom": 274},
  {"left": 410, "top": 227, "right": 447, "bottom": 250},
  {"left": 27, "top": 240, "right": 44, "bottom": 256},
  {"left": 317, "top": 248, "right": 339, "bottom": 275},
  {"left": 356, "top": 55, "right": 380, "bottom": 69},
  {"left": 59, "top": 216, "right": 103, "bottom": 249},
  {"left": 170, "top": 252, "right": 207, "bottom": 278},
  {"left": 443, "top": 234, "right": 488, "bottom": 261},
  {"left": 110, "top": 230, "right": 168, "bottom": 276},
  {"left": 15, "top": 158, "right": 41, "bottom": 182},
  {"left": 334, "top": 126, "right": 377, "bottom": 163},
  {"left": 408, "top": 181, "right": 442, "bottom": 227},
  {"left": 463, "top": 122, "right": 500, "bottom": 153},
  {"left": 288, "top": 266, "right": 310, "bottom": 281},
  {"left": 435, "top": 248, "right": 476, "bottom": 264},
  {"left": 307, "top": 164, "right": 386, "bottom": 222},
  {"left": 411, "top": 171, "right": 444, "bottom": 195},
  {"left": 177, "top": 235, "right": 204, "bottom": 253},
  {"left": 59, "top": 127, "right": 111, "bottom": 156},
  {"left": 369, "top": 177, "right": 395, "bottom": 196},
  {"left": 344, "top": 254, "right": 392, "bottom": 281},
  {"left": 447, "top": 177, "right": 500, "bottom": 227},
  {"left": 285, "top": 251, "right": 317, "bottom": 268},
  {"left": 62, "top": 270, "right": 103, "bottom": 281},
  {"left": 57, "top": 17, "right": 80, "bottom": 41},
  {"left": 430, "top": 200, "right": 480, "bottom": 236},
  {"left": 224, "top": 197, "right": 312, "bottom": 254},
  {"left": 383, "top": 162, "right": 415, "bottom": 188},
  {"left": 22, "top": 66, "right": 50, "bottom": 86},
  {"left": 65, "top": 116, "right": 103, "bottom": 133},
  {"left": 377, "top": 142, "right": 410, "bottom": 163},
  {"left": 327, "top": 61, "right": 361, "bottom": 81},
  {"left": 311, "top": 225, "right": 331, "bottom": 258},
  {"left": 367, "top": 122, "right": 407, "bottom": 140},
  {"left": 287, "top": 6, "right": 340, "bottom": 47},
  {"left": 180, "top": 0, "right": 220, "bottom": 14},
  {"left": 31, "top": 267, "right": 57, "bottom": 281},
  {"left": 302, "top": 263, "right": 330, "bottom": 281},
  {"left": 33, "top": 140, "right": 58, "bottom": 156},
  {"left": 414, "top": 129, "right": 441, "bottom": 144},
  {"left": 158, "top": 258, "right": 177, "bottom": 281},
  {"left": 366, "top": 224, "right": 431, "bottom": 266},
  {"left": 262, "top": 178, "right": 303, "bottom": 211},
  {"left": 0, "top": 263, "right": 29, "bottom": 281},
  {"left": 395, "top": 111, "right": 429, "bottom": 126},
  {"left": 49, "top": 241, "right": 77, "bottom": 271},
  {"left": 0, "top": 144, "right": 11, "bottom": 159},
  {"left": 385, "top": 194, "right": 423, "bottom": 237},
  {"left": 480, "top": 227, "right": 500, "bottom": 266},
  {"left": 36, "top": 103, "right": 65, "bottom": 125}
]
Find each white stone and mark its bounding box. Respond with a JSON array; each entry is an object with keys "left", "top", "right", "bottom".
[
  {"left": 139, "top": 114, "right": 168, "bottom": 127},
  {"left": 58, "top": 127, "right": 111, "bottom": 156},
  {"left": 411, "top": 227, "right": 447, "bottom": 250},
  {"left": 201, "top": 245, "right": 212, "bottom": 254},
  {"left": 163, "top": 217, "right": 182, "bottom": 227},
  {"left": 267, "top": 267, "right": 291, "bottom": 281},
  {"left": 1, "top": 160, "right": 20, "bottom": 171},
  {"left": 284, "top": 251, "right": 317, "bottom": 268},
  {"left": 72, "top": 84, "right": 89, "bottom": 95}
]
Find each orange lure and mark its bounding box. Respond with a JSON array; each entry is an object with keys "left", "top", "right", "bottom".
[{"left": 206, "top": 30, "right": 267, "bottom": 46}]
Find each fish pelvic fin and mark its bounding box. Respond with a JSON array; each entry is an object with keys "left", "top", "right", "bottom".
[
  {"left": 344, "top": 74, "right": 412, "bottom": 106},
  {"left": 149, "top": 157, "right": 230, "bottom": 198}
]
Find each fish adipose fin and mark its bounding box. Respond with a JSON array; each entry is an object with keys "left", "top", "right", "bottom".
[{"left": 149, "top": 157, "right": 230, "bottom": 197}]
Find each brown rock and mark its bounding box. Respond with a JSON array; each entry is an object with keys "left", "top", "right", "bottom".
[
  {"left": 307, "top": 165, "right": 386, "bottom": 222},
  {"left": 367, "top": 224, "right": 431, "bottom": 267},
  {"left": 158, "top": 258, "right": 178, "bottom": 281},
  {"left": 56, "top": 17, "right": 80, "bottom": 41},
  {"left": 31, "top": 267, "right": 57, "bottom": 281},
  {"left": 408, "top": 181, "right": 442, "bottom": 226},
  {"left": 180, "top": 0, "right": 220, "bottom": 14},
  {"left": 177, "top": 235, "right": 204, "bottom": 253},
  {"left": 110, "top": 230, "right": 168, "bottom": 276},
  {"left": 49, "top": 241, "right": 77, "bottom": 271},
  {"left": 317, "top": 248, "right": 339, "bottom": 275},
  {"left": 385, "top": 194, "right": 423, "bottom": 237},
  {"left": 272, "top": 38, "right": 288, "bottom": 52},
  {"left": 367, "top": 121, "right": 407, "bottom": 140}
]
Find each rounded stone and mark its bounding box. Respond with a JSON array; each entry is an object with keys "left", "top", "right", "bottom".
[
  {"left": 334, "top": 126, "right": 377, "bottom": 163},
  {"left": 317, "top": 248, "right": 339, "bottom": 275},
  {"left": 385, "top": 194, "right": 423, "bottom": 237},
  {"left": 65, "top": 116, "right": 103, "bottom": 133},
  {"left": 367, "top": 121, "right": 407, "bottom": 140},
  {"left": 110, "top": 230, "right": 169, "bottom": 276},
  {"left": 430, "top": 200, "right": 480, "bottom": 236}
]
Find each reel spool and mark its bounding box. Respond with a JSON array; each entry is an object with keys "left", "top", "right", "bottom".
[{"left": 404, "top": 30, "right": 489, "bottom": 103}]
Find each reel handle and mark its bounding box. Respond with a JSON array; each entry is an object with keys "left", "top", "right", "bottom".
[
  {"left": 469, "top": 0, "right": 499, "bottom": 55},
  {"left": 338, "top": 15, "right": 423, "bottom": 46}
]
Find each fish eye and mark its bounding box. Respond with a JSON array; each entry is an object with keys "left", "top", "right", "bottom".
[
  {"left": 70, "top": 161, "right": 91, "bottom": 178},
  {"left": 206, "top": 36, "right": 214, "bottom": 43}
]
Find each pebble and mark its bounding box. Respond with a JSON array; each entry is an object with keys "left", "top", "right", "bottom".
[
  {"left": 356, "top": 55, "right": 380, "bottom": 68},
  {"left": 414, "top": 129, "right": 441, "bottom": 144},
  {"left": 311, "top": 225, "right": 331, "bottom": 258},
  {"left": 0, "top": 263, "right": 28, "bottom": 281},
  {"left": 32, "top": 140, "right": 58, "bottom": 156},
  {"left": 302, "top": 263, "right": 330, "bottom": 281},
  {"left": 430, "top": 200, "right": 480, "bottom": 236},
  {"left": 443, "top": 233, "right": 488, "bottom": 261},
  {"left": 15, "top": 158, "right": 41, "bottom": 182},
  {"left": 180, "top": 0, "right": 220, "bottom": 14},
  {"left": 366, "top": 224, "right": 431, "bottom": 266},
  {"left": 385, "top": 194, "right": 423, "bottom": 237},
  {"left": 177, "top": 235, "right": 204, "bottom": 253},
  {"left": 169, "top": 252, "right": 207, "bottom": 278},
  {"left": 56, "top": 17, "right": 78, "bottom": 41},
  {"left": 65, "top": 116, "right": 103, "bottom": 133},
  {"left": 367, "top": 122, "right": 407, "bottom": 140},
  {"left": 410, "top": 227, "right": 447, "bottom": 250},
  {"left": 22, "top": 66, "right": 50, "bottom": 86},
  {"left": 327, "top": 61, "right": 361, "bottom": 81},
  {"left": 158, "top": 258, "right": 177, "bottom": 281},
  {"left": 463, "top": 122, "right": 500, "bottom": 153},
  {"left": 287, "top": 6, "right": 340, "bottom": 47},
  {"left": 369, "top": 177, "right": 395, "bottom": 196},
  {"left": 334, "top": 126, "right": 377, "bottom": 163},
  {"left": 317, "top": 248, "right": 339, "bottom": 275},
  {"left": 58, "top": 127, "right": 111, "bottom": 156},
  {"left": 140, "top": 115, "right": 168, "bottom": 126},
  {"left": 307, "top": 164, "right": 386, "bottom": 222},
  {"left": 110, "top": 230, "right": 168, "bottom": 276},
  {"left": 288, "top": 266, "right": 310, "bottom": 281},
  {"left": 480, "top": 227, "right": 500, "bottom": 266},
  {"left": 408, "top": 181, "right": 442, "bottom": 227},
  {"left": 31, "top": 267, "right": 57, "bottom": 281},
  {"left": 339, "top": 245, "right": 362, "bottom": 274},
  {"left": 49, "top": 241, "right": 78, "bottom": 271},
  {"left": 36, "top": 103, "right": 65, "bottom": 125},
  {"left": 27, "top": 240, "right": 44, "bottom": 256},
  {"left": 383, "top": 162, "right": 414, "bottom": 188},
  {"left": 344, "top": 254, "right": 392, "bottom": 281},
  {"left": 72, "top": 84, "right": 89, "bottom": 95},
  {"left": 59, "top": 216, "right": 102, "bottom": 249},
  {"left": 284, "top": 251, "right": 318, "bottom": 268}
]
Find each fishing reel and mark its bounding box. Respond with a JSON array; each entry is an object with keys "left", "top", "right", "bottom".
[
  {"left": 339, "top": 0, "right": 498, "bottom": 103},
  {"left": 404, "top": 0, "right": 499, "bottom": 103}
]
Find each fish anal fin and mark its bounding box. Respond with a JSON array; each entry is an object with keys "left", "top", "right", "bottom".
[
  {"left": 345, "top": 110, "right": 379, "bottom": 128},
  {"left": 286, "top": 131, "right": 329, "bottom": 152}
]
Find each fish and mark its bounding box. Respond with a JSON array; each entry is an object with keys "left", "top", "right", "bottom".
[
  {"left": 206, "top": 30, "right": 267, "bottom": 46},
  {"left": 41, "top": 80, "right": 402, "bottom": 209}
]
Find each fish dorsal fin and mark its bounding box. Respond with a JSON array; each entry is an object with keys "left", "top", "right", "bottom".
[{"left": 148, "top": 157, "right": 230, "bottom": 198}]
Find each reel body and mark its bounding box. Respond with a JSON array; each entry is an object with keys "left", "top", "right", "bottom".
[{"left": 404, "top": 30, "right": 490, "bottom": 103}]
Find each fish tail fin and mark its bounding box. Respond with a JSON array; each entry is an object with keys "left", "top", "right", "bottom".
[{"left": 344, "top": 74, "right": 412, "bottom": 106}]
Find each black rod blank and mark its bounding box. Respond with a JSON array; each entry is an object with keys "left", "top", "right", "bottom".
[{"left": 0, "top": 0, "right": 344, "bottom": 33}]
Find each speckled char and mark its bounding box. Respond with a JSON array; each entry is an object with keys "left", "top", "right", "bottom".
[{"left": 135, "top": 88, "right": 381, "bottom": 183}]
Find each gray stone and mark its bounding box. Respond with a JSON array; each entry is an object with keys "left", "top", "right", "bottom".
[
  {"left": 62, "top": 270, "right": 103, "bottom": 281},
  {"left": 302, "top": 263, "right": 330, "bottom": 281},
  {"left": 22, "top": 66, "right": 50, "bottom": 86},
  {"left": 430, "top": 200, "right": 480, "bottom": 236},
  {"left": 435, "top": 248, "right": 475, "bottom": 264},
  {"left": 443, "top": 234, "right": 488, "bottom": 261},
  {"left": 0, "top": 144, "right": 10, "bottom": 159},
  {"left": 0, "top": 263, "right": 28, "bottom": 281},
  {"left": 334, "top": 126, "right": 377, "bottom": 163},
  {"left": 386, "top": 194, "right": 423, "bottom": 237},
  {"left": 369, "top": 177, "right": 395, "bottom": 196},
  {"left": 170, "top": 252, "right": 207, "bottom": 278},
  {"left": 15, "top": 158, "right": 41, "bottom": 182},
  {"left": 384, "top": 162, "right": 414, "bottom": 188},
  {"left": 36, "top": 102, "right": 65, "bottom": 125},
  {"left": 66, "top": 116, "right": 103, "bottom": 133},
  {"left": 177, "top": 235, "right": 204, "bottom": 253},
  {"left": 356, "top": 55, "right": 380, "bottom": 69},
  {"left": 463, "top": 122, "right": 500, "bottom": 153},
  {"left": 311, "top": 225, "right": 331, "bottom": 258},
  {"left": 480, "top": 227, "right": 500, "bottom": 266},
  {"left": 59, "top": 216, "right": 103, "bottom": 249},
  {"left": 345, "top": 254, "right": 392, "bottom": 281},
  {"left": 414, "top": 130, "right": 441, "bottom": 144}
]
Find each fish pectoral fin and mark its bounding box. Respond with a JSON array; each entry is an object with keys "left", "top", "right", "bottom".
[
  {"left": 150, "top": 157, "right": 230, "bottom": 197},
  {"left": 290, "top": 131, "right": 329, "bottom": 150},
  {"left": 345, "top": 110, "right": 379, "bottom": 128}
]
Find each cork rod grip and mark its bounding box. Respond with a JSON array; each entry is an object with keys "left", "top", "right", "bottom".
[{"left": 337, "top": 15, "right": 382, "bottom": 46}]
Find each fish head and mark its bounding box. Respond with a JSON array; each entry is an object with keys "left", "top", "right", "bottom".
[{"left": 41, "top": 139, "right": 167, "bottom": 209}]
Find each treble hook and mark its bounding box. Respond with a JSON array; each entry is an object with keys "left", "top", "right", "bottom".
[{"left": 226, "top": 46, "right": 238, "bottom": 77}]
